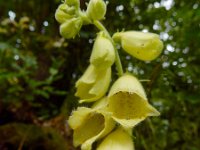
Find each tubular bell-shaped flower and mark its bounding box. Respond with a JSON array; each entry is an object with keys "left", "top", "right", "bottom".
[
  {"left": 75, "top": 64, "right": 111, "bottom": 103},
  {"left": 107, "top": 74, "right": 160, "bottom": 128},
  {"left": 90, "top": 32, "right": 115, "bottom": 69},
  {"left": 113, "top": 31, "right": 163, "bottom": 61},
  {"left": 68, "top": 107, "right": 115, "bottom": 150},
  {"left": 97, "top": 127, "right": 134, "bottom": 150}
]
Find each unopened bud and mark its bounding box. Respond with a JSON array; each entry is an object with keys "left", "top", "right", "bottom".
[
  {"left": 55, "top": 4, "right": 74, "bottom": 24},
  {"left": 113, "top": 31, "right": 163, "bottom": 61},
  {"left": 90, "top": 32, "right": 115, "bottom": 68},
  {"left": 86, "top": 0, "right": 107, "bottom": 20},
  {"left": 65, "top": 0, "right": 80, "bottom": 8},
  {"left": 59, "top": 17, "right": 82, "bottom": 39}
]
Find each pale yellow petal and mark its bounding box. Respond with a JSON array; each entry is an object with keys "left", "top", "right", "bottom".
[
  {"left": 79, "top": 67, "right": 111, "bottom": 103},
  {"left": 92, "top": 97, "right": 108, "bottom": 110},
  {"left": 73, "top": 112, "right": 105, "bottom": 147},
  {"left": 90, "top": 32, "right": 115, "bottom": 68},
  {"left": 108, "top": 74, "right": 147, "bottom": 100},
  {"left": 68, "top": 107, "right": 115, "bottom": 149},
  {"left": 76, "top": 65, "right": 97, "bottom": 85},
  {"left": 108, "top": 74, "right": 160, "bottom": 128},
  {"left": 113, "top": 31, "right": 163, "bottom": 61},
  {"left": 97, "top": 127, "right": 134, "bottom": 150},
  {"left": 75, "top": 82, "right": 95, "bottom": 99},
  {"left": 68, "top": 107, "right": 92, "bottom": 130},
  {"left": 89, "top": 68, "right": 111, "bottom": 95},
  {"left": 81, "top": 112, "right": 115, "bottom": 150}
]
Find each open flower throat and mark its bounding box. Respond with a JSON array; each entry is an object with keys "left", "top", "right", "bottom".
[
  {"left": 109, "top": 92, "right": 152, "bottom": 119},
  {"left": 74, "top": 113, "right": 105, "bottom": 145}
]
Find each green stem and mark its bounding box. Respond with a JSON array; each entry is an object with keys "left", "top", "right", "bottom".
[{"left": 93, "top": 20, "right": 124, "bottom": 76}]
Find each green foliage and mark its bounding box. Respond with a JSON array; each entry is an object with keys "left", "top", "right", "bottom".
[
  {"left": 0, "top": 123, "right": 70, "bottom": 150},
  {"left": 0, "top": 15, "right": 71, "bottom": 120}
]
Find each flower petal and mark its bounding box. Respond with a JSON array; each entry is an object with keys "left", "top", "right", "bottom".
[
  {"left": 77, "top": 66, "right": 111, "bottom": 103},
  {"left": 68, "top": 107, "right": 92, "bottom": 129},
  {"left": 97, "top": 127, "right": 134, "bottom": 150},
  {"left": 92, "top": 97, "right": 109, "bottom": 110},
  {"left": 108, "top": 74, "right": 147, "bottom": 100},
  {"left": 113, "top": 31, "right": 163, "bottom": 61},
  {"left": 76, "top": 65, "right": 97, "bottom": 85},
  {"left": 68, "top": 107, "right": 115, "bottom": 150},
  {"left": 90, "top": 32, "right": 115, "bottom": 69},
  {"left": 108, "top": 74, "right": 160, "bottom": 128}
]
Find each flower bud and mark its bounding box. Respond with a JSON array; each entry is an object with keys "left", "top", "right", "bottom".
[
  {"left": 107, "top": 74, "right": 160, "bottom": 128},
  {"left": 68, "top": 107, "right": 115, "bottom": 150},
  {"left": 86, "top": 0, "right": 107, "bottom": 20},
  {"left": 75, "top": 64, "right": 111, "bottom": 103},
  {"left": 90, "top": 32, "right": 115, "bottom": 68},
  {"left": 55, "top": 4, "right": 75, "bottom": 24},
  {"left": 113, "top": 31, "right": 163, "bottom": 61},
  {"left": 64, "top": 0, "right": 80, "bottom": 8},
  {"left": 97, "top": 127, "right": 134, "bottom": 150},
  {"left": 59, "top": 17, "right": 82, "bottom": 39}
]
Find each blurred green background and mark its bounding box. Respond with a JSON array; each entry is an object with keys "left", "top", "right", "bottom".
[{"left": 0, "top": 0, "right": 200, "bottom": 150}]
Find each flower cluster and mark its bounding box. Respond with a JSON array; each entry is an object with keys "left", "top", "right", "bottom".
[
  {"left": 69, "top": 73, "right": 161, "bottom": 150},
  {"left": 55, "top": 0, "right": 82, "bottom": 39},
  {"left": 55, "top": 0, "right": 163, "bottom": 150},
  {"left": 55, "top": 0, "right": 106, "bottom": 39}
]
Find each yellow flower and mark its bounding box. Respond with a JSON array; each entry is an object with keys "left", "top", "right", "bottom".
[
  {"left": 68, "top": 107, "right": 115, "bottom": 150},
  {"left": 97, "top": 127, "right": 134, "bottom": 150},
  {"left": 107, "top": 74, "right": 160, "bottom": 128},
  {"left": 86, "top": 0, "right": 107, "bottom": 20},
  {"left": 92, "top": 97, "right": 109, "bottom": 110},
  {"left": 90, "top": 32, "right": 115, "bottom": 69},
  {"left": 113, "top": 31, "right": 163, "bottom": 61},
  {"left": 75, "top": 65, "right": 111, "bottom": 103}
]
